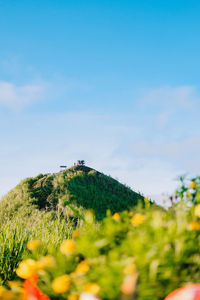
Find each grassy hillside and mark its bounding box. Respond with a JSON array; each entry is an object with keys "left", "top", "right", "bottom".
[
  {"left": 0, "top": 165, "right": 144, "bottom": 223},
  {"left": 0, "top": 165, "right": 143, "bottom": 285}
]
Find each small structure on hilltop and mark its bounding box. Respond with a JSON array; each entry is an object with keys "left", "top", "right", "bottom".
[{"left": 75, "top": 160, "right": 85, "bottom": 166}]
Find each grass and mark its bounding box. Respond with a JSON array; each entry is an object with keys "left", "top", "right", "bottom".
[{"left": 0, "top": 210, "right": 76, "bottom": 285}]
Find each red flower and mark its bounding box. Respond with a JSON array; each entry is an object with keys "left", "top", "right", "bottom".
[{"left": 23, "top": 273, "right": 50, "bottom": 300}]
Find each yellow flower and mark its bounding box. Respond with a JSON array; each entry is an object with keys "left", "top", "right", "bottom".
[
  {"left": 195, "top": 204, "right": 200, "bottom": 218},
  {"left": 35, "top": 260, "right": 45, "bottom": 272},
  {"left": 84, "top": 283, "right": 100, "bottom": 295},
  {"left": 73, "top": 230, "right": 80, "bottom": 238},
  {"left": 76, "top": 260, "right": 90, "bottom": 275},
  {"left": 8, "top": 281, "right": 21, "bottom": 288},
  {"left": 0, "top": 290, "right": 14, "bottom": 299},
  {"left": 131, "top": 213, "right": 146, "bottom": 226},
  {"left": 68, "top": 293, "right": 79, "bottom": 300},
  {"left": 52, "top": 275, "right": 70, "bottom": 293},
  {"left": 27, "top": 240, "right": 41, "bottom": 251},
  {"left": 16, "top": 259, "right": 37, "bottom": 279},
  {"left": 39, "top": 255, "right": 56, "bottom": 268},
  {"left": 112, "top": 213, "right": 120, "bottom": 221},
  {"left": 189, "top": 220, "right": 200, "bottom": 230},
  {"left": 60, "top": 240, "right": 76, "bottom": 255},
  {"left": 8, "top": 281, "right": 24, "bottom": 296},
  {"left": 0, "top": 286, "right": 6, "bottom": 296},
  {"left": 190, "top": 181, "right": 196, "bottom": 189},
  {"left": 8, "top": 281, "right": 22, "bottom": 292},
  {"left": 128, "top": 212, "right": 133, "bottom": 217}
]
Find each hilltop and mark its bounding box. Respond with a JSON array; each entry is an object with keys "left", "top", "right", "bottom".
[{"left": 0, "top": 165, "right": 144, "bottom": 223}]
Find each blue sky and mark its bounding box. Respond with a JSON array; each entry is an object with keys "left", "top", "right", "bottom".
[{"left": 0, "top": 0, "right": 200, "bottom": 201}]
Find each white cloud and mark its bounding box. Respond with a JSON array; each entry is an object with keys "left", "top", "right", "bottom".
[
  {"left": 0, "top": 81, "right": 46, "bottom": 109},
  {"left": 130, "top": 137, "right": 200, "bottom": 173},
  {"left": 141, "top": 85, "right": 197, "bottom": 109},
  {"left": 140, "top": 85, "right": 199, "bottom": 127}
]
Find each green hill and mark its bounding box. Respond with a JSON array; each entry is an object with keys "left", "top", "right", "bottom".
[{"left": 0, "top": 165, "right": 144, "bottom": 223}]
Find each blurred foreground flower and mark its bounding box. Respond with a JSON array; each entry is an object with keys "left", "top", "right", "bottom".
[
  {"left": 112, "top": 213, "right": 120, "bottom": 221},
  {"left": 16, "top": 259, "right": 38, "bottom": 279},
  {"left": 60, "top": 239, "right": 76, "bottom": 255},
  {"left": 190, "top": 182, "right": 196, "bottom": 189},
  {"left": 84, "top": 283, "right": 100, "bottom": 295},
  {"left": 23, "top": 273, "right": 50, "bottom": 300},
  {"left": 121, "top": 273, "right": 138, "bottom": 296},
  {"left": 68, "top": 293, "right": 79, "bottom": 300},
  {"left": 52, "top": 274, "right": 70, "bottom": 293},
  {"left": 27, "top": 240, "right": 41, "bottom": 251},
  {"left": 39, "top": 255, "right": 55, "bottom": 268},
  {"left": 80, "top": 292, "right": 100, "bottom": 300},
  {"left": 73, "top": 230, "right": 80, "bottom": 238},
  {"left": 0, "top": 288, "right": 14, "bottom": 300},
  {"left": 195, "top": 204, "right": 200, "bottom": 218},
  {"left": 76, "top": 259, "right": 90, "bottom": 274},
  {"left": 165, "top": 284, "right": 200, "bottom": 300},
  {"left": 131, "top": 213, "right": 146, "bottom": 226},
  {"left": 188, "top": 220, "right": 200, "bottom": 230},
  {"left": 0, "top": 286, "right": 6, "bottom": 298},
  {"left": 8, "top": 281, "right": 24, "bottom": 297}
]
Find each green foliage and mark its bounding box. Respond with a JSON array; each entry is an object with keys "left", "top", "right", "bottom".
[
  {"left": 58, "top": 166, "right": 144, "bottom": 220},
  {"left": 10, "top": 196, "right": 200, "bottom": 300},
  {"left": 0, "top": 225, "right": 28, "bottom": 284}
]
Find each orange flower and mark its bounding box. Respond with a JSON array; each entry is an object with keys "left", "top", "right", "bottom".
[
  {"left": 112, "top": 213, "right": 120, "bottom": 221},
  {"left": 189, "top": 220, "right": 200, "bottom": 230},
  {"left": 23, "top": 273, "right": 50, "bottom": 300}
]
